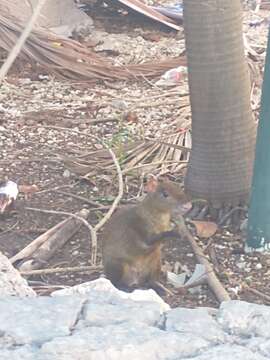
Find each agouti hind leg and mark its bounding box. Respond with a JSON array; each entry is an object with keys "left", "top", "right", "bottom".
[{"left": 103, "top": 261, "right": 124, "bottom": 287}]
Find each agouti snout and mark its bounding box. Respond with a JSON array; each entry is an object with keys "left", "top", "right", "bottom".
[{"left": 101, "top": 176, "right": 189, "bottom": 290}]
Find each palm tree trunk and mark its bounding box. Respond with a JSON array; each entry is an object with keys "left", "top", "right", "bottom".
[{"left": 183, "top": 0, "right": 256, "bottom": 207}]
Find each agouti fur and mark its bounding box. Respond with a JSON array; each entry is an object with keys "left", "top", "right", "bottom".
[{"left": 101, "top": 176, "right": 189, "bottom": 290}]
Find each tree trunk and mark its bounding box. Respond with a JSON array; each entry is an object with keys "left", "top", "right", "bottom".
[{"left": 183, "top": 0, "right": 256, "bottom": 207}]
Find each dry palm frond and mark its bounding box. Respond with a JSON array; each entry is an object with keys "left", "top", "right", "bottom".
[
  {"left": 0, "top": 10, "right": 186, "bottom": 82},
  {"left": 60, "top": 128, "right": 191, "bottom": 179}
]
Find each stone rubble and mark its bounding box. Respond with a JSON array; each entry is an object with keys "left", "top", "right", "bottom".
[{"left": 0, "top": 271, "right": 269, "bottom": 359}]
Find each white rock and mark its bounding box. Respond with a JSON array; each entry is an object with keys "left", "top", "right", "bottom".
[
  {"left": 0, "top": 252, "right": 35, "bottom": 297},
  {"left": 166, "top": 307, "right": 226, "bottom": 343},
  {"left": 218, "top": 300, "right": 270, "bottom": 338},
  {"left": 52, "top": 278, "right": 170, "bottom": 312}
]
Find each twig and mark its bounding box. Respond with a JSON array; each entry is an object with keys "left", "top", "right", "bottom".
[
  {"left": 0, "top": 220, "right": 19, "bottom": 237},
  {"left": 55, "top": 190, "right": 128, "bottom": 207},
  {"left": 36, "top": 184, "right": 76, "bottom": 195},
  {"left": 0, "top": 158, "right": 58, "bottom": 164},
  {"left": 54, "top": 190, "right": 104, "bottom": 207},
  {"left": 27, "top": 124, "right": 124, "bottom": 265},
  {"left": 154, "top": 281, "right": 174, "bottom": 296},
  {"left": 20, "top": 265, "right": 102, "bottom": 276},
  {"left": 87, "top": 118, "right": 119, "bottom": 125},
  {"left": 174, "top": 217, "right": 231, "bottom": 303},
  {"left": 245, "top": 286, "right": 270, "bottom": 302},
  {"left": 54, "top": 190, "right": 122, "bottom": 212},
  {"left": 126, "top": 92, "right": 189, "bottom": 102},
  {"left": 130, "top": 100, "right": 190, "bottom": 111},
  {"left": 0, "top": 0, "right": 47, "bottom": 81}
]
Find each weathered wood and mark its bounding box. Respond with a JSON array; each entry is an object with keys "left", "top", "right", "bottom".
[
  {"left": 12, "top": 209, "right": 89, "bottom": 271},
  {"left": 10, "top": 220, "right": 65, "bottom": 265},
  {"left": 175, "top": 217, "right": 231, "bottom": 303}
]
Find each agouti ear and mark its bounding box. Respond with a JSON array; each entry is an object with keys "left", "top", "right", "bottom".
[{"left": 145, "top": 175, "right": 158, "bottom": 193}]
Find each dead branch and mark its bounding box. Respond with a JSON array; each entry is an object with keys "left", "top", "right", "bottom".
[
  {"left": 154, "top": 281, "right": 174, "bottom": 296},
  {"left": 0, "top": 220, "right": 19, "bottom": 237},
  {"left": 0, "top": 0, "right": 47, "bottom": 81},
  {"left": 36, "top": 184, "right": 76, "bottom": 195},
  {"left": 245, "top": 285, "right": 270, "bottom": 303},
  {"left": 24, "top": 207, "right": 96, "bottom": 262},
  {"left": 174, "top": 217, "right": 231, "bottom": 303},
  {"left": 54, "top": 190, "right": 104, "bottom": 208},
  {"left": 10, "top": 218, "right": 66, "bottom": 264},
  {"left": 38, "top": 125, "right": 124, "bottom": 265},
  {"left": 20, "top": 265, "right": 102, "bottom": 276},
  {"left": 18, "top": 208, "right": 90, "bottom": 271},
  {"left": 87, "top": 118, "right": 120, "bottom": 125}
]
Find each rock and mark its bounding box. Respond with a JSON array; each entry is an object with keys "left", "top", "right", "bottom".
[
  {"left": 255, "top": 263, "right": 263, "bottom": 270},
  {"left": 0, "top": 277, "right": 270, "bottom": 359},
  {"left": 0, "top": 252, "right": 35, "bottom": 297},
  {"left": 249, "top": 338, "right": 270, "bottom": 358},
  {"left": 39, "top": 324, "right": 208, "bottom": 360},
  {"left": 217, "top": 300, "right": 270, "bottom": 338},
  {"left": 78, "top": 300, "right": 163, "bottom": 328},
  {"left": 166, "top": 307, "right": 226, "bottom": 343},
  {"left": 2, "top": 0, "right": 94, "bottom": 38},
  {"left": 0, "top": 345, "right": 37, "bottom": 360},
  {"left": 0, "top": 296, "right": 85, "bottom": 345},
  {"left": 180, "top": 344, "right": 268, "bottom": 360},
  {"left": 52, "top": 278, "right": 170, "bottom": 313}
]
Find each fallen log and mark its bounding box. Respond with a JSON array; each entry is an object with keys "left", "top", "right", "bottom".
[
  {"left": 10, "top": 220, "right": 65, "bottom": 265},
  {"left": 13, "top": 208, "right": 89, "bottom": 271}
]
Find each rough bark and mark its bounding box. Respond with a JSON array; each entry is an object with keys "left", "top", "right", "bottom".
[{"left": 183, "top": 0, "right": 256, "bottom": 207}]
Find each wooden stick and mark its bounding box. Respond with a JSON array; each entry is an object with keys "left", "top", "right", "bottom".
[
  {"left": 53, "top": 190, "right": 104, "bottom": 207},
  {"left": 20, "top": 265, "right": 102, "bottom": 276},
  {"left": 245, "top": 286, "right": 270, "bottom": 302},
  {"left": 174, "top": 217, "right": 231, "bottom": 303},
  {"left": 24, "top": 207, "right": 94, "bottom": 248},
  {"left": 18, "top": 208, "right": 90, "bottom": 272},
  {"left": 10, "top": 219, "right": 66, "bottom": 264},
  {"left": 9, "top": 209, "right": 89, "bottom": 264}
]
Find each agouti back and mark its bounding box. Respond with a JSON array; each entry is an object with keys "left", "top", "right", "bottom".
[{"left": 101, "top": 176, "right": 189, "bottom": 290}]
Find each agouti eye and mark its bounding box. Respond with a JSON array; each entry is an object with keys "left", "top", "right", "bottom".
[{"left": 161, "top": 189, "right": 169, "bottom": 198}]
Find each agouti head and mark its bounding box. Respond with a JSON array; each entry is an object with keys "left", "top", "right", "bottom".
[{"left": 142, "top": 175, "right": 189, "bottom": 213}]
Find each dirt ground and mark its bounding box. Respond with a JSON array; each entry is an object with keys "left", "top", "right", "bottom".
[{"left": 0, "top": 2, "right": 270, "bottom": 308}]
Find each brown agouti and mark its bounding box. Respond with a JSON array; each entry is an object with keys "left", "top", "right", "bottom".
[{"left": 101, "top": 176, "right": 189, "bottom": 290}]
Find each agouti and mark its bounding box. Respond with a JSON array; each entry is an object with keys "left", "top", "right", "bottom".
[{"left": 101, "top": 176, "right": 189, "bottom": 290}]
